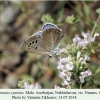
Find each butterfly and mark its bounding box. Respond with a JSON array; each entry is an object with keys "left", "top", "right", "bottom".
[{"left": 21, "top": 23, "right": 65, "bottom": 58}]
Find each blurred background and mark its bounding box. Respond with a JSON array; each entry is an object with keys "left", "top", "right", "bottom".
[{"left": 0, "top": 1, "right": 100, "bottom": 89}]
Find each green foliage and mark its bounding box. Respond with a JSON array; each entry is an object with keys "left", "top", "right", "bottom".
[
  {"left": 83, "top": 3, "right": 91, "bottom": 17},
  {"left": 65, "top": 15, "right": 80, "bottom": 24},
  {"left": 19, "top": 2, "right": 26, "bottom": 12},
  {"left": 20, "top": 74, "right": 34, "bottom": 82},
  {"left": 96, "top": 68, "right": 100, "bottom": 73},
  {"left": 18, "top": 76, "right": 34, "bottom": 89},
  {"left": 41, "top": 14, "right": 54, "bottom": 24},
  {"left": 57, "top": 3, "right": 65, "bottom": 23},
  {"left": 96, "top": 8, "right": 100, "bottom": 15}
]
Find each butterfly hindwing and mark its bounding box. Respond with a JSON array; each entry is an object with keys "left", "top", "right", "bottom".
[
  {"left": 42, "top": 28, "right": 62, "bottom": 51},
  {"left": 42, "top": 23, "right": 57, "bottom": 31}
]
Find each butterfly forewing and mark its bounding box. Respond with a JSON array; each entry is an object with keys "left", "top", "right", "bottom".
[
  {"left": 21, "top": 33, "right": 48, "bottom": 54},
  {"left": 42, "top": 28, "right": 62, "bottom": 51}
]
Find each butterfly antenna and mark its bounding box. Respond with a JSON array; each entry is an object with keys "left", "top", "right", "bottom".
[
  {"left": 46, "top": 55, "right": 52, "bottom": 67},
  {"left": 46, "top": 56, "right": 49, "bottom": 67}
]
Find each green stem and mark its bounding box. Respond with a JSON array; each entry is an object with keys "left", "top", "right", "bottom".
[
  {"left": 80, "top": 83, "right": 82, "bottom": 89},
  {"left": 91, "top": 15, "right": 100, "bottom": 36}
]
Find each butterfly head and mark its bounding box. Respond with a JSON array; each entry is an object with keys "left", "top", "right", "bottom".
[{"left": 49, "top": 47, "right": 58, "bottom": 58}]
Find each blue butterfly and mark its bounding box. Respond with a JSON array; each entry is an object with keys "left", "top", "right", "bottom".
[{"left": 21, "top": 23, "right": 65, "bottom": 57}]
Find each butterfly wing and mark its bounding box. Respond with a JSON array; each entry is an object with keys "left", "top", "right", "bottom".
[
  {"left": 42, "top": 23, "right": 57, "bottom": 30},
  {"left": 21, "top": 31, "right": 49, "bottom": 54},
  {"left": 42, "top": 26, "right": 63, "bottom": 51}
]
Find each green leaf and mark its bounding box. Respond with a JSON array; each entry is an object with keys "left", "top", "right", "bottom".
[
  {"left": 83, "top": 3, "right": 91, "bottom": 17},
  {"left": 19, "top": 2, "right": 26, "bottom": 12},
  {"left": 75, "top": 18, "right": 80, "bottom": 23},
  {"left": 91, "top": 49, "right": 95, "bottom": 53},
  {"left": 90, "top": 42, "right": 100, "bottom": 50},
  {"left": 65, "top": 15, "right": 80, "bottom": 24},
  {"left": 65, "top": 15, "right": 74, "bottom": 24},
  {"left": 96, "top": 69, "right": 100, "bottom": 74},
  {"left": 57, "top": 3, "right": 64, "bottom": 23},
  {"left": 41, "top": 14, "right": 54, "bottom": 24},
  {"left": 96, "top": 8, "right": 100, "bottom": 15},
  {"left": 85, "top": 76, "right": 92, "bottom": 82},
  {"left": 20, "top": 74, "right": 34, "bottom": 82}
]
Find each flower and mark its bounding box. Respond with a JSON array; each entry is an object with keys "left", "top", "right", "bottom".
[
  {"left": 62, "top": 79, "right": 69, "bottom": 86},
  {"left": 82, "top": 55, "right": 90, "bottom": 64},
  {"left": 57, "top": 56, "right": 72, "bottom": 86},
  {"left": 57, "top": 64, "right": 65, "bottom": 70},
  {"left": 59, "top": 70, "right": 67, "bottom": 79},
  {"left": 80, "top": 69, "right": 92, "bottom": 77},
  {"left": 65, "top": 62, "right": 74, "bottom": 70},
  {"left": 65, "top": 71, "right": 71, "bottom": 81},
  {"left": 34, "top": 83, "right": 42, "bottom": 89},
  {"left": 82, "top": 32, "right": 94, "bottom": 43},
  {"left": 24, "top": 82, "right": 34, "bottom": 89},
  {"left": 57, "top": 47, "right": 66, "bottom": 55},
  {"left": 78, "top": 39, "right": 88, "bottom": 47},
  {"left": 73, "top": 35, "right": 81, "bottom": 43},
  {"left": 81, "top": 32, "right": 90, "bottom": 39},
  {"left": 56, "top": 32, "right": 99, "bottom": 88},
  {"left": 79, "top": 76, "right": 85, "bottom": 83},
  {"left": 79, "top": 69, "right": 92, "bottom": 83},
  {"left": 85, "top": 69, "right": 92, "bottom": 76},
  {"left": 58, "top": 57, "right": 68, "bottom": 64},
  {"left": 94, "top": 33, "right": 99, "bottom": 39},
  {"left": 77, "top": 51, "right": 81, "bottom": 59},
  {"left": 57, "top": 56, "right": 72, "bottom": 70},
  {"left": 73, "top": 32, "right": 99, "bottom": 48},
  {"left": 24, "top": 82, "right": 42, "bottom": 89}
]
